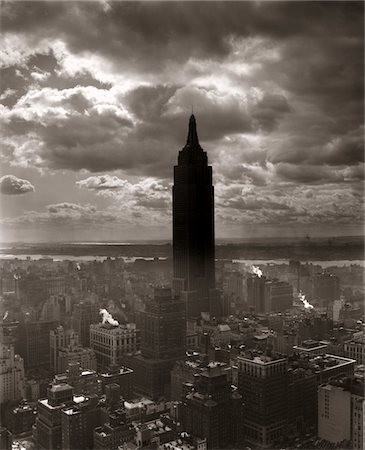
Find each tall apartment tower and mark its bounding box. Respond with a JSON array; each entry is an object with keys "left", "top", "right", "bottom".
[
  {"left": 0, "top": 338, "right": 25, "bottom": 405},
  {"left": 173, "top": 115, "right": 220, "bottom": 318}
]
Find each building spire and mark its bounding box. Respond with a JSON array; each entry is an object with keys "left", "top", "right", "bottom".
[{"left": 186, "top": 114, "right": 200, "bottom": 148}]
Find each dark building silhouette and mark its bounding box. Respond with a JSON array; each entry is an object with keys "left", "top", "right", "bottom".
[
  {"left": 123, "top": 287, "right": 186, "bottom": 399},
  {"left": 71, "top": 301, "right": 99, "bottom": 347},
  {"left": 2, "top": 401, "right": 36, "bottom": 436},
  {"left": 311, "top": 273, "right": 340, "bottom": 303},
  {"left": 34, "top": 383, "right": 74, "bottom": 450},
  {"left": 61, "top": 394, "right": 100, "bottom": 450},
  {"left": 181, "top": 365, "right": 243, "bottom": 449},
  {"left": 173, "top": 115, "right": 221, "bottom": 318},
  {"left": 264, "top": 280, "right": 293, "bottom": 312},
  {"left": 247, "top": 275, "right": 267, "bottom": 313},
  {"left": 287, "top": 368, "right": 317, "bottom": 435},
  {"left": 247, "top": 276, "right": 292, "bottom": 313},
  {"left": 141, "top": 286, "right": 186, "bottom": 361},
  {"left": 94, "top": 406, "right": 135, "bottom": 450},
  {"left": 100, "top": 364, "right": 134, "bottom": 400},
  {"left": 237, "top": 353, "right": 288, "bottom": 448},
  {"left": 17, "top": 320, "right": 57, "bottom": 370}
]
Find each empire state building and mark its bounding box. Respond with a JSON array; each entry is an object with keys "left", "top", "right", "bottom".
[{"left": 172, "top": 115, "right": 221, "bottom": 318}]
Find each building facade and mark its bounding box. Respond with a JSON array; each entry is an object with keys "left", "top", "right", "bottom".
[
  {"left": 318, "top": 378, "right": 364, "bottom": 447},
  {"left": 0, "top": 341, "right": 25, "bottom": 405},
  {"left": 17, "top": 320, "right": 57, "bottom": 370},
  {"left": 50, "top": 326, "right": 79, "bottom": 374},
  {"left": 344, "top": 333, "right": 365, "bottom": 365},
  {"left": 237, "top": 353, "right": 288, "bottom": 448},
  {"left": 58, "top": 340, "right": 97, "bottom": 373},
  {"left": 264, "top": 280, "right": 293, "bottom": 312},
  {"left": 124, "top": 287, "right": 186, "bottom": 400},
  {"left": 61, "top": 395, "right": 101, "bottom": 450},
  {"left": 34, "top": 384, "right": 74, "bottom": 450},
  {"left": 90, "top": 322, "right": 138, "bottom": 370},
  {"left": 181, "top": 365, "right": 243, "bottom": 449},
  {"left": 71, "top": 301, "right": 99, "bottom": 347}
]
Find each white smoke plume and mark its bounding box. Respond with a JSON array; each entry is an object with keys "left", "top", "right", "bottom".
[
  {"left": 298, "top": 291, "right": 314, "bottom": 310},
  {"left": 99, "top": 308, "right": 119, "bottom": 326},
  {"left": 251, "top": 265, "right": 263, "bottom": 278}
]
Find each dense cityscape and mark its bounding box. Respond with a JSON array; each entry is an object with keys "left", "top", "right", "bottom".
[
  {"left": 0, "top": 115, "right": 363, "bottom": 450},
  {"left": 1, "top": 2, "right": 364, "bottom": 449}
]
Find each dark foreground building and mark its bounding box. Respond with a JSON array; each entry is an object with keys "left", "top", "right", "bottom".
[
  {"left": 181, "top": 365, "right": 243, "bottom": 449},
  {"left": 172, "top": 115, "right": 221, "bottom": 319},
  {"left": 124, "top": 287, "right": 186, "bottom": 399},
  {"left": 237, "top": 353, "right": 288, "bottom": 448}
]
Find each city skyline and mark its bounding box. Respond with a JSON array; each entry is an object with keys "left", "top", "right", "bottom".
[{"left": 0, "top": 1, "right": 364, "bottom": 242}]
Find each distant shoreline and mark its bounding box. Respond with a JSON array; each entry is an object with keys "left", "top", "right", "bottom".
[
  {"left": 1, "top": 235, "right": 363, "bottom": 247},
  {"left": 0, "top": 237, "right": 363, "bottom": 262}
]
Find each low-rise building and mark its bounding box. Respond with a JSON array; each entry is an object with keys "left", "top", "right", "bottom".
[
  {"left": 53, "top": 362, "right": 102, "bottom": 396},
  {"left": 100, "top": 364, "right": 134, "bottom": 400},
  {"left": 293, "top": 339, "right": 328, "bottom": 356},
  {"left": 94, "top": 407, "right": 135, "bottom": 450},
  {"left": 58, "top": 341, "right": 97, "bottom": 373},
  {"left": 3, "top": 401, "right": 36, "bottom": 435}
]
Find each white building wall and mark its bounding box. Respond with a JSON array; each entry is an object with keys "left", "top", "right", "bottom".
[{"left": 318, "top": 384, "right": 351, "bottom": 443}]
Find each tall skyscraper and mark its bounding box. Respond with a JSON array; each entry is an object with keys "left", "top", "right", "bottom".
[{"left": 173, "top": 115, "right": 220, "bottom": 318}]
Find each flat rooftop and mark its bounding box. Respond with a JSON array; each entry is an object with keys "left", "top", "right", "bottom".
[{"left": 238, "top": 351, "right": 287, "bottom": 365}]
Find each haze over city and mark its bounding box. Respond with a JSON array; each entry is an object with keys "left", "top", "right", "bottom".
[{"left": 0, "top": 1, "right": 364, "bottom": 243}]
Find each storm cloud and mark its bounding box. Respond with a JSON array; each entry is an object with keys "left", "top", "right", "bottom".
[{"left": 0, "top": 1, "right": 363, "bottom": 240}]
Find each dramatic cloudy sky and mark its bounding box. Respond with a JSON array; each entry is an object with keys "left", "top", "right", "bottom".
[{"left": 0, "top": 1, "right": 363, "bottom": 242}]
